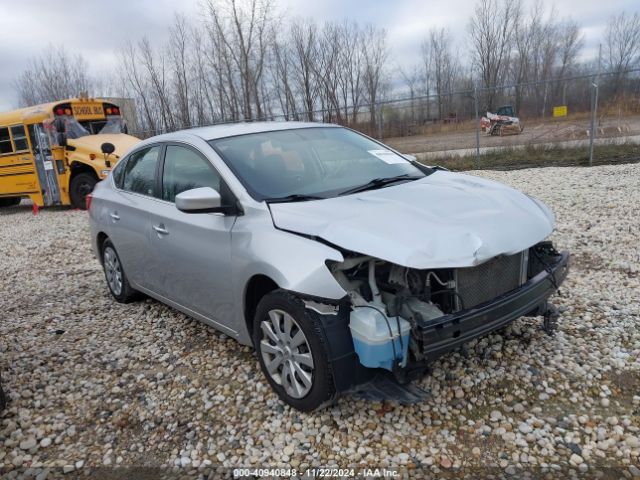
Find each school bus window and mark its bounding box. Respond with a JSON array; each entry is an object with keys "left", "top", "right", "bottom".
[
  {"left": 0, "top": 127, "right": 13, "bottom": 154},
  {"left": 10, "top": 125, "right": 28, "bottom": 152}
]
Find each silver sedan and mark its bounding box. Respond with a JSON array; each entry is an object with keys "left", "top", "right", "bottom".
[{"left": 88, "top": 122, "right": 568, "bottom": 411}]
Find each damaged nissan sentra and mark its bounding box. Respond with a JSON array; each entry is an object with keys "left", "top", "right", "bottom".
[{"left": 88, "top": 122, "right": 569, "bottom": 411}]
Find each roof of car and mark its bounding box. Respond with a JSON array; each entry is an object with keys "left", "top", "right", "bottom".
[
  {"left": 132, "top": 121, "right": 342, "bottom": 152},
  {"left": 187, "top": 121, "right": 340, "bottom": 141}
]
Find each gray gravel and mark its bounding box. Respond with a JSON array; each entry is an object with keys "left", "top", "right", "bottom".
[{"left": 1, "top": 163, "right": 639, "bottom": 477}]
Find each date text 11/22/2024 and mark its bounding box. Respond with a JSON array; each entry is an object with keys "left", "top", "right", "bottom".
[{"left": 233, "top": 467, "right": 401, "bottom": 478}]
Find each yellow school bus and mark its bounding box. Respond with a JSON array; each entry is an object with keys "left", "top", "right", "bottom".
[{"left": 0, "top": 97, "right": 140, "bottom": 209}]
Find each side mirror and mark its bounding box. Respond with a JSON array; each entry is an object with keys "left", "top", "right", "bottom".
[
  {"left": 175, "top": 187, "right": 222, "bottom": 213},
  {"left": 101, "top": 142, "right": 115, "bottom": 155}
]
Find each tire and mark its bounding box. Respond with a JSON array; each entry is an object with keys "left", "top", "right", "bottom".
[
  {"left": 253, "top": 290, "right": 336, "bottom": 412},
  {"left": 0, "top": 197, "right": 21, "bottom": 207},
  {"left": 102, "top": 239, "right": 139, "bottom": 303},
  {"left": 70, "top": 173, "right": 98, "bottom": 210}
]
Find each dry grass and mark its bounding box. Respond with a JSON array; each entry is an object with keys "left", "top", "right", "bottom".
[{"left": 423, "top": 142, "right": 640, "bottom": 171}]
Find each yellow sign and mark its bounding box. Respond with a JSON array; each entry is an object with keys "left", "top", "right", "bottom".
[
  {"left": 553, "top": 105, "right": 567, "bottom": 117},
  {"left": 72, "top": 102, "right": 104, "bottom": 120}
]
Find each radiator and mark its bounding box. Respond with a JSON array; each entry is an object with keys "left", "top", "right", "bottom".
[{"left": 454, "top": 251, "right": 528, "bottom": 310}]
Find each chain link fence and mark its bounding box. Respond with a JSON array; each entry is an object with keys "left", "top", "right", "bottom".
[{"left": 129, "top": 68, "right": 640, "bottom": 170}]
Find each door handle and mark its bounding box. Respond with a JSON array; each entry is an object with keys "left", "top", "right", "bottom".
[
  {"left": 110, "top": 212, "right": 120, "bottom": 221},
  {"left": 153, "top": 224, "right": 169, "bottom": 235}
]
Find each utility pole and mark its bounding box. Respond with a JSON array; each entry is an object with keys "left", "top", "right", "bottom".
[{"left": 589, "top": 44, "right": 602, "bottom": 167}]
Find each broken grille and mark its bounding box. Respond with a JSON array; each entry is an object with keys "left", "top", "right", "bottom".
[{"left": 454, "top": 251, "right": 527, "bottom": 310}]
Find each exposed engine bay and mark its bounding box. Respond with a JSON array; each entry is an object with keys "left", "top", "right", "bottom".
[{"left": 328, "top": 241, "right": 565, "bottom": 374}]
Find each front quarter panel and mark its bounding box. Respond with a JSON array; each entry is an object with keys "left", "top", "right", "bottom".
[{"left": 231, "top": 208, "right": 346, "bottom": 342}]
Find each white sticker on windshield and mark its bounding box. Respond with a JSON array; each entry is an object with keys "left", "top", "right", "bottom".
[{"left": 368, "top": 149, "right": 408, "bottom": 164}]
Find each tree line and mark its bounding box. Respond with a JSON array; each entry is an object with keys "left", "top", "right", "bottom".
[{"left": 13, "top": 0, "right": 640, "bottom": 137}]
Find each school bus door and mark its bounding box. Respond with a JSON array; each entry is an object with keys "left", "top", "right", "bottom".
[{"left": 28, "top": 124, "right": 62, "bottom": 206}]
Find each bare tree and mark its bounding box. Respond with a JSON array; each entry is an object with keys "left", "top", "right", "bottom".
[
  {"left": 14, "top": 45, "right": 93, "bottom": 107},
  {"left": 270, "top": 31, "right": 299, "bottom": 120},
  {"left": 119, "top": 41, "right": 158, "bottom": 132},
  {"left": 288, "top": 19, "right": 320, "bottom": 121},
  {"left": 168, "top": 13, "right": 192, "bottom": 128},
  {"left": 556, "top": 19, "right": 584, "bottom": 104},
  {"left": 204, "top": 0, "right": 274, "bottom": 120},
  {"left": 469, "top": 0, "right": 521, "bottom": 110},
  {"left": 361, "top": 24, "right": 388, "bottom": 128},
  {"left": 399, "top": 66, "right": 422, "bottom": 123},
  {"left": 336, "top": 21, "right": 364, "bottom": 123},
  {"left": 605, "top": 11, "right": 640, "bottom": 94},
  {"left": 426, "top": 28, "right": 460, "bottom": 119},
  {"left": 420, "top": 39, "right": 433, "bottom": 120},
  {"left": 138, "top": 37, "right": 175, "bottom": 132}
]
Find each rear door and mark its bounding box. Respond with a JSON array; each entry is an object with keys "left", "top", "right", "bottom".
[
  {"left": 147, "top": 143, "right": 236, "bottom": 325},
  {"left": 104, "top": 145, "right": 162, "bottom": 289}
]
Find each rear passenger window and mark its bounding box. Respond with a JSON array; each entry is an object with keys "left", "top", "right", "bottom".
[
  {"left": 122, "top": 146, "right": 160, "bottom": 196},
  {"left": 0, "top": 127, "right": 12, "bottom": 154},
  {"left": 111, "top": 158, "right": 126, "bottom": 189},
  {"left": 10, "top": 125, "right": 28, "bottom": 151},
  {"left": 162, "top": 145, "right": 221, "bottom": 203}
]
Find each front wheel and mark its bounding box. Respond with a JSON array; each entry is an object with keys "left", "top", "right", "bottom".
[
  {"left": 70, "top": 173, "right": 98, "bottom": 210},
  {"left": 253, "top": 290, "right": 336, "bottom": 412}
]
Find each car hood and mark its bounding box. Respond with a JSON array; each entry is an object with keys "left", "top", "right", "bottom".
[
  {"left": 67, "top": 134, "right": 140, "bottom": 161},
  {"left": 268, "top": 171, "right": 555, "bottom": 269}
]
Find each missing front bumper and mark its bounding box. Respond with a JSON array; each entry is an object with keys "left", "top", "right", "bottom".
[{"left": 415, "top": 251, "right": 569, "bottom": 362}]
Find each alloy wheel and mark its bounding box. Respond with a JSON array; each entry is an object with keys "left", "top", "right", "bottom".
[
  {"left": 260, "top": 309, "right": 314, "bottom": 399},
  {"left": 103, "top": 247, "right": 123, "bottom": 296}
]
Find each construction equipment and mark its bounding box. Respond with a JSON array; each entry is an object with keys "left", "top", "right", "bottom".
[{"left": 480, "top": 105, "right": 524, "bottom": 136}]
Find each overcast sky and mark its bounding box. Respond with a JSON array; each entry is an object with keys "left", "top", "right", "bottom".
[{"left": 0, "top": 0, "right": 636, "bottom": 111}]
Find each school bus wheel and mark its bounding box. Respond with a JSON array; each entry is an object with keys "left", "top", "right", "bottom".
[
  {"left": 70, "top": 172, "right": 98, "bottom": 210},
  {"left": 0, "top": 197, "right": 21, "bottom": 208}
]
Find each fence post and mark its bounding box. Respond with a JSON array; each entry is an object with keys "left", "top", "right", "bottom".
[
  {"left": 588, "top": 81, "right": 599, "bottom": 167},
  {"left": 377, "top": 102, "right": 383, "bottom": 140},
  {"left": 474, "top": 84, "right": 480, "bottom": 166}
]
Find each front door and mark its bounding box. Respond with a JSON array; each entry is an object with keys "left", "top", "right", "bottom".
[
  {"left": 30, "top": 124, "right": 60, "bottom": 205},
  {"left": 147, "top": 144, "right": 236, "bottom": 328}
]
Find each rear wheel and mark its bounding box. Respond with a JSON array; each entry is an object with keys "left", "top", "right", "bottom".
[
  {"left": 70, "top": 173, "right": 98, "bottom": 209},
  {"left": 253, "top": 290, "right": 335, "bottom": 411},
  {"left": 0, "top": 197, "right": 21, "bottom": 207},
  {"left": 102, "top": 239, "right": 138, "bottom": 303}
]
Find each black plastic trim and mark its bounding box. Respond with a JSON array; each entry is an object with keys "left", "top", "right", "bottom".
[{"left": 417, "top": 251, "right": 569, "bottom": 361}]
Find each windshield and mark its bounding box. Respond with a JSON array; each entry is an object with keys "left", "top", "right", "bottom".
[
  {"left": 46, "top": 115, "right": 128, "bottom": 145},
  {"left": 99, "top": 116, "right": 128, "bottom": 134},
  {"left": 63, "top": 117, "right": 91, "bottom": 139},
  {"left": 209, "top": 127, "right": 429, "bottom": 201}
]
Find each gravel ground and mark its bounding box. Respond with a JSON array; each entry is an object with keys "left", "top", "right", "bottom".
[{"left": 1, "top": 163, "right": 639, "bottom": 478}]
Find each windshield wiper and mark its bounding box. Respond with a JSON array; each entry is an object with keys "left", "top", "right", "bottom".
[
  {"left": 339, "top": 174, "right": 421, "bottom": 196},
  {"left": 266, "top": 194, "right": 325, "bottom": 203}
]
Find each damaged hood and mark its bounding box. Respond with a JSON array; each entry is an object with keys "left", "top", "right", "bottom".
[{"left": 269, "top": 171, "right": 555, "bottom": 268}]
